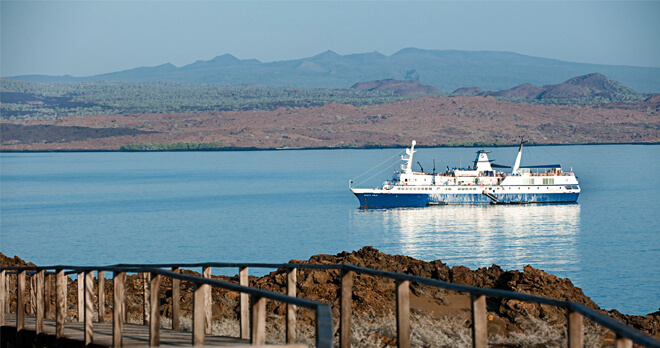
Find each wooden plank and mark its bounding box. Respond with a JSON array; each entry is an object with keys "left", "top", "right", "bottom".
[
  {"left": 98, "top": 270, "right": 105, "bottom": 323},
  {"left": 56, "top": 269, "right": 66, "bottom": 340},
  {"left": 2, "top": 314, "right": 253, "bottom": 347},
  {"left": 193, "top": 282, "right": 205, "bottom": 346},
  {"left": 250, "top": 295, "right": 266, "bottom": 345},
  {"left": 616, "top": 334, "right": 633, "bottom": 348},
  {"left": 143, "top": 272, "right": 151, "bottom": 326},
  {"left": 340, "top": 269, "right": 353, "bottom": 348},
  {"left": 471, "top": 294, "right": 488, "bottom": 348},
  {"left": 30, "top": 273, "right": 37, "bottom": 315},
  {"left": 171, "top": 267, "right": 180, "bottom": 331},
  {"left": 395, "top": 280, "right": 410, "bottom": 348},
  {"left": 0, "top": 270, "right": 5, "bottom": 326},
  {"left": 17, "top": 270, "right": 26, "bottom": 332},
  {"left": 150, "top": 273, "right": 161, "bottom": 346},
  {"left": 36, "top": 270, "right": 45, "bottom": 335},
  {"left": 239, "top": 266, "right": 249, "bottom": 339},
  {"left": 85, "top": 270, "right": 94, "bottom": 346},
  {"left": 78, "top": 272, "right": 84, "bottom": 322},
  {"left": 45, "top": 273, "right": 52, "bottom": 319},
  {"left": 203, "top": 266, "right": 212, "bottom": 335},
  {"left": 567, "top": 309, "right": 583, "bottom": 348},
  {"left": 286, "top": 268, "right": 297, "bottom": 344},
  {"left": 113, "top": 271, "right": 125, "bottom": 348}
]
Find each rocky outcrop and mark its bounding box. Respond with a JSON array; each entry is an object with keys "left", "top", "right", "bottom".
[
  {"left": 452, "top": 87, "right": 484, "bottom": 96},
  {"left": 351, "top": 79, "right": 441, "bottom": 96}
]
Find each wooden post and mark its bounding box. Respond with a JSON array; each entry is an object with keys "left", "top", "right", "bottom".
[
  {"left": 78, "top": 272, "right": 84, "bottom": 322},
  {"left": 286, "top": 268, "right": 297, "bottom": 344},
  {"left": 172, "top": 267, "right": 180, "bottom": 331},
  {"left": 56, "top": 269, "right": 66, "bottom": 340},
  {"left": 17, "top": 270, "right": 26, "bottom": 332},
  {"left": 150, "top": 273, "right": 161, "bottom": 346},
  {"left": 203, "top": 266, "right": 212, "bottom": 334},
  {"left": 36, "top": 270, "right": 45, "bottom": 335},
  {"left": 250, "top": 295, "right": 266, "bottom": 345},
  {"left": 0, "top": 270, "right": 5, "bottom": 326},
  {"left": 45, "top": 273, "right": 52, "bottom": 319},
  {"left": 239, "top": 266, "right": 249, "bottom": 339},
  {"left": 98, "top": 271, "right": 105, "bottom": 323},
  {"left": 193, "top": 282, "right": 205, "bottom": 346},
  {"left": 471, "top": 294, "right": 487, "bottom": 348},
  {"left": 4, "top": 272, "right": 9, "bottom": 314},
  {"left": 4, "top": 273, "right": 9, "bottom": 314},
  {"left": 143, "top": 272, "right": 151, "bottom": 326},
  {"left": 616, "top": 334, "right": 633, "bottom": 348},
  {"left": 17, "top": 270, "right": 26, "bottom": 347},
  {"left": 340, "top": 269, "right": 353, "bottom": 348},
  {"left": 30, "top": 273, "right": 37, "bottom": 315},
  {"left": 396, "top": 280, "right": 410, "bottom": 348},
  {"left": 567, "top": 309, "right": 583, "bottom": 348},
  {"left": 85, "top": 270, "right": 94, "bottom": 346},
  {"left": 113, "top": 271, "right": 125, "bottom": 348}
]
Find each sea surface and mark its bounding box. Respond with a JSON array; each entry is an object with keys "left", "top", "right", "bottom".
[{"left": 1, "top": 144, "right": 658, "bottom": 316}]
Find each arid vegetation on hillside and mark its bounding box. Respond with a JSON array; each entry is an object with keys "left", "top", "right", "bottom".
[{"left": 1, "top": 95, "right": 658, "bottom": 151}]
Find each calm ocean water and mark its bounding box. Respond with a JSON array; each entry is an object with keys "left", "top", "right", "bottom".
[{"left": 1, "top": 145, "right": 658, "bottom": 315}]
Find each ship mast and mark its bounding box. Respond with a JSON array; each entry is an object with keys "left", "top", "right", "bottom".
[
  {"left": 511, "top": 137, "right": 527, "bottom": 174},
  {"left": 401, "top": 140, "right": 416, "bottom": 174}
]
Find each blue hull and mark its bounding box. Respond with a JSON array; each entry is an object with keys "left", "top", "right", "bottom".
[{"left": 353, "top": 192, "right": 579, "bottom": 208}]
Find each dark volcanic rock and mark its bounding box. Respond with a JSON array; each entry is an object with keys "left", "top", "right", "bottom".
[
  {"left": 480, "top": 83, "right": 545, "bottom": 99},
  {"left": 351, "top": 79, "right": 441, "bottom": 96},
  {"left": 0, "top": 123, "right": 158, "bottom": 145},
  {"left": 452, "top": 87, "right": 484, "bottom": 96}
]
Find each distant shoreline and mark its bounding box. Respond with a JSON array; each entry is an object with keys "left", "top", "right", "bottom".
[{"left": 1, "top": 141, "right": 659, "bottom": 154}]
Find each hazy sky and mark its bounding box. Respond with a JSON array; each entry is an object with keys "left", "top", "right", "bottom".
[{"left": 2, "top": 1, "right": 659, "bottom": 77}]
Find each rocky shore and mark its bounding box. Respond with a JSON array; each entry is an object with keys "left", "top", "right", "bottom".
[{"left": 2, "top": 247, "right": 658, "bottom": 346}]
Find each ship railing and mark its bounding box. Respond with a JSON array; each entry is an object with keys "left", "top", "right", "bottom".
[{"left": 2, "top": 263, "right": 658, "bottom": 348}]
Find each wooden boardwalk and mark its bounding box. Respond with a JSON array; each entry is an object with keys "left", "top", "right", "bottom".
[
  {"left": 2, "top": 263, "right": 657, "bottom": 348},
  {"left": 2, "top": 314, "right": 304, "bottom": 347}
]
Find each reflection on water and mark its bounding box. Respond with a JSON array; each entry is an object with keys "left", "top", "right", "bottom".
[{"left": 350, "top": 204, "right": 581, "bottom": 275}]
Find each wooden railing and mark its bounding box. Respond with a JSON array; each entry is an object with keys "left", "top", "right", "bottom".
[
  {"left": 2, "top": 262, "right": 659, "bottom": 348},
  {"left": 0, "top": 265, "right": 332, "bottom": 347}
]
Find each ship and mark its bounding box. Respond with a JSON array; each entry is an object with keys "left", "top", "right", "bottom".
[{"left": 350, "top": 140, "right": 580, "bottom": 208}]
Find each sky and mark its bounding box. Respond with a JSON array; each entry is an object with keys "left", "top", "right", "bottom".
[{"left": 1, "top": 1, "right": 659, "bottom": 77}]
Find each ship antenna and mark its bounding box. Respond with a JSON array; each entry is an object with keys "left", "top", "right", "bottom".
[
  {"left": 417, "top": 162, "right": 424, "bottom": 172},
  {"left": 432, "top": 159, "right": 436, "bottom": 175}
]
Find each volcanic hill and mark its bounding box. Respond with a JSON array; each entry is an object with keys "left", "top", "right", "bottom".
[{"left": 478, "top": 73, "right": 645, "bottom": 103}]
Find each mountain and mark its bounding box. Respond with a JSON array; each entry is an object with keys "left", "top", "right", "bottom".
[
  {"left": 350, "top": 79, "right": 440, "bottom": 96},
  {"left": 477, "top": 73, "right": 645, "bottom": 102},
  {"left": 5, "top": 48, "right": 660, "bottom": 93}
]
